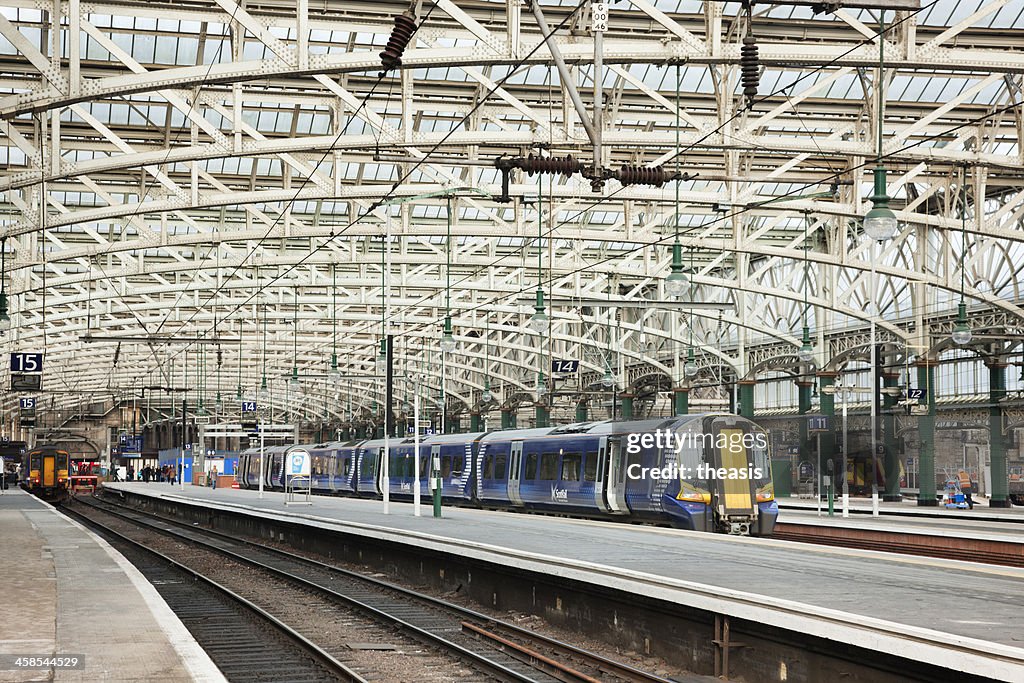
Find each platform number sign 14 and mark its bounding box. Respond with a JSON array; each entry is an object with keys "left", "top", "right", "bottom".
[
  {"left": 11, "top": 353, "right": 43, "bottom": 373},
  {"left": 591, "top": 2, "right": 608, "bottom": 32},
  {"left": 241, "top": 401, "right": 257, "bottom": 413},
  {"left": 551, "top": 359, "right": 579, "bottom": 374}
]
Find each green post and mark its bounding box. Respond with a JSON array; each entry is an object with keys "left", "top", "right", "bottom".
[
  {"left": 916, "top": 360, "right": 938, "bottom": 506},
  {"left": 501, "top": 408, "right": 511, "bottom": 429},
  {"left": 738, "top": 380, "right": 756, "bottom": 418},
  {"left": 620, "top": 393, "right": 634, "bottom": 420},
  {"left": 469, "top": 411, "right": 482, "bottom": 432},
  {"left": 535, "top": 403, "right": 550, "bottom": 428},
  {"left": 432, "top": 469, "right": 442, "bottom": 518},
  {"left": 828, "top": 477, "right": 834, "bottom": 516},
  {"left": 673, "top": 387, "right": 689, "bottom": 416},
  {"left": 882, "top": 371, "right": 902, "bottom": 501},
  {"left": 989, "top": 361, "right": 1010, "bottom": 507},
  {"left": 575, "top": 402, "right": 588, "bottom": 422},
  {"left": 817, "top": 372, "right": 837, "bottom": 492},
  {"left": 797, "top": 380, "right": 812, "bottom": 473}
]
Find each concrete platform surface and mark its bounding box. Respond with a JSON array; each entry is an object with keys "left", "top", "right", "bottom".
[
  {"left": 0, "top": 488, "right": 226, "bottom": 682},
  {"left": 778, "top": 507, "right": 1024, "bottom": 543},
  {"left": 778, "top": 495, "right": 1024, "bottom": 520},
  {"left": 107, "top": 482, "right": 1024, "bottom": 681}
]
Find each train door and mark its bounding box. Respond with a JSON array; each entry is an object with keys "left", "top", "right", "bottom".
[
  {"left": 507, "top": 441, "right": 524, "bottom": 506},
  {"left": 594, "top": 437, "right": 610, "bottom": 512},
  {"left": 603, "top": 437, "right": 628, "bottom": 514},
  {"left": 375, "top": 447, "right": 387, "bottom": 495},
  {"left": 706, "top": 417, "right": 757, "bottom": 527},
  {"left": 43, "top": 453, "right": 55, "bottom": 487}
]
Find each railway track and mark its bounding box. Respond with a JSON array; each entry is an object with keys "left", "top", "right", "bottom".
[
  {"left": 71, "top": 495, "right": 702, "bottom": 683},
  {"left": 60, "top": 503, "right": 367, "bottom": 683},
  {"left": 772, "top": 522, "right": 1024, "bottom": 568}
]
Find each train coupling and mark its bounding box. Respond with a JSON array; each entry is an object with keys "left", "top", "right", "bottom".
[{"left": 726, "top": 516, "right": 755, "bottom": 535}]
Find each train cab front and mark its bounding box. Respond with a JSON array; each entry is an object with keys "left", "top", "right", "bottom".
[{"left": 706, "top": 415, "right": 778, "bottom": 536}]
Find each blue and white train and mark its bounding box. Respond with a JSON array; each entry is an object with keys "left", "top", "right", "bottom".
[{"left": 237, "top": 413, "right": 777, "bottom": 535}]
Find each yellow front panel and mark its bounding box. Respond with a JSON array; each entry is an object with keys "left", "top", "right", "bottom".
[
  {"left": 718, "top": 429, "right": 753, "bottom": 511},
  {"left": 43, "top": 456, "right": 55, "bottom": 487}
]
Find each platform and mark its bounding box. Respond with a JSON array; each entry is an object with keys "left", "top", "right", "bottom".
[
  {"left": 778, "top": 506, "right": 1024, "bottom": 544},
  {"left": 107, "top": 482, "right": 1024, "bottom": 681},
  {"left": 778, "top": 495, "right": 1024, "bottom": 522},
  {"left": 0, "top": 488, "right": 226, "bottom": 682}
]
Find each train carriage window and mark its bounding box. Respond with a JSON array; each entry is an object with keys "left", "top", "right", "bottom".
[
  {"left": 583, "top": 452, "right": 598, "bottom": 482},
  {"left": 441, "top": 456, "right": 452, "bottom": 478},
  {"left": 560, "top": 453, "right": 582, "bottom": 481},
  {"left": 420, "top": 453, "right": 429, "bottom": 477},
  {"left": 483, "top": 454, "right": 495, "bottom": 479},
  {"left": 451, "top": 456, "right": 464, "bottom": 477},
  {"left": 342, "top": 457, "right": 352, "bottom": 477},
  {"left": 362, "top": 454, "right": 376, "bottom": 477},
  {"left": 525, "top": 452, "right": 538, "bottom": 480},
  {"left": 540, "top": 453, "right": 559, "bottom": 480},
  {"left": 494, "top": 453, "right": 508, "bottom": 479}
]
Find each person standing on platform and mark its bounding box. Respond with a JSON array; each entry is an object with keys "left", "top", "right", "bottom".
[
  {"left": 958, "top": 470, "right": 975, "bottom": 509},
  {"left": 210, "top": 465, "right": 218, "bottom": 489}
]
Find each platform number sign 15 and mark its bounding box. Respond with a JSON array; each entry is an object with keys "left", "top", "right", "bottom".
[
  {"left": 20, "top": 397, "right": 35, "bottom": 410},
  {"left": 11, "top": 352, "right": 43, "bottom": 373},
  {"left": 241, "top": 400, "right": 257, "bottom": 413},
  {"left": 591, "top": 2, "right": 608, "bottom": 32}
]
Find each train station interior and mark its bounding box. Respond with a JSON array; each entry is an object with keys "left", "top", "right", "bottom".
[{"left": 1, "top": 1, "right": 1023, "bottom": 682}]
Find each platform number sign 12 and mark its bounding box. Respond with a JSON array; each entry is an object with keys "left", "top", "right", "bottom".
[
  {"left": 241, "top": 400, "right": 257, "bottom": 413},
  {"left": 591, "top": 2, "right": 608, "bottom": 32},
  {"left": 11, "top": 352, "right": 43, "bottom": 373}
]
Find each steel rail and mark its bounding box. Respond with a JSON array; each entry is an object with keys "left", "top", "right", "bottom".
[
  {"left": 83, "top": 493, "right": 678, "bottom": 683},
  {"left": 74, "top": 496, "right": 550, "bottom": 683},
  {"left": 59, "top": 503, "right": 368, "bottom": 683}
]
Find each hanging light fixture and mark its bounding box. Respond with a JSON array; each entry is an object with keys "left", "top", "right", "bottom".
[
  {"left": 375, "top": 338, "right": 387, "bottom": 375},
  {"left": 525, "top": 183, "right": 548, "bottom": 333},
  {"left": 236, "top": 319, "right": 244, "bottom": 400},
  {"left": 535, "top": 371, "right": 547, "bottom": 397},
  {"left": 798, "top": 212, "right": 815, "bottom": 363},
  {"left": 290, "top": 284, "right": 300, "bottom": 387},
  {"left": 481, "top": 316, "right": 493, "bottom": 403},
  {"left": 951, "top": 166, "right": 972, "bottom": 345},
  {"left": 601, "top": 368, "right": 616, "bottom": 388},
  {"left": 665, "top": 63, "right": 689, "bottom": 299},
  {"left": 258, "top": 282, "right": 269, "bottom": 404},
  {"left": 329, "top": 264, "right": 341, "bottom": 384},
  {"left": 683, "top": 347, "right": 699, "bottom": 378},
  {"left": 441, "top": 195, "right": 459, "bottom": 351},
  {"left": 440, "top": 316, "right": 457, "bottom": 353},
  {"left": 0, "top": 238, "right": 11, "bottom": 334},
  {"left": 863, "top": 11, "right": 898, "bottom": 242}
]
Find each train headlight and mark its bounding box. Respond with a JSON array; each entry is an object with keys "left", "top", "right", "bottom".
[{"left": 756, "top": 483, "right": 775, "bottom": 502}]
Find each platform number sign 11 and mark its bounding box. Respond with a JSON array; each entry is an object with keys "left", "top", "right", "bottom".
[
  {"left": 241, "top": 400, "right": 257, "bottom": 413},
  {"left": 11, "top": 352, "right": 43, "bottom": 373},
  {"left": 591, "top": 2, "right": 608, "bottom": 32}
]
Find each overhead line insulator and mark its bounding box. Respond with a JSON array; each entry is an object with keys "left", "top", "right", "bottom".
[
  {"left": 741, "top": 33, "right": 760, "bottom": 106},
  {"left": 379, "top": 11, "right": 418, "bottom": 71}
]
